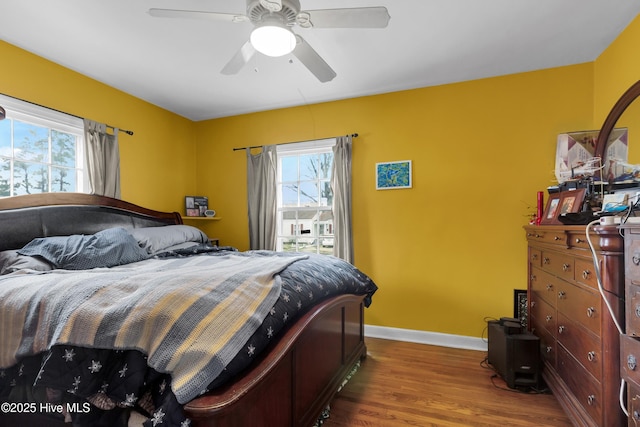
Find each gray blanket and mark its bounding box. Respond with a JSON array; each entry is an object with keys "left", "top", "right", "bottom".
[{"left": 0, "top": 252, "right": 305, "bottom": 403}]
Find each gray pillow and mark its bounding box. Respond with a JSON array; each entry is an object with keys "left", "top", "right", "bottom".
[
  {"left": 129, "top": 225, "right": 208, "bottom": 254},
  {"left": 17, "top": 227, "right": 149, "bottom": 270},
  {"left": 0, "top": 250, "right": 53, "bottom": 275}
]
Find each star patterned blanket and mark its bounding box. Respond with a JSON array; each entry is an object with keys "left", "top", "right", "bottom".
[{"left": 0, "top": 250, "right": 378, "bottom": 427}]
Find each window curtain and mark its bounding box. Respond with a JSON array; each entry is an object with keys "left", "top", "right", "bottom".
[
  {"left": 246, "top": 145, "right": 277, "bottom": 250},
  {"left": 331, "top": 135, "right": 353, "bottom": 263},
  {"left": 83, "top": 119, "right": 121, "bottom": 198}
]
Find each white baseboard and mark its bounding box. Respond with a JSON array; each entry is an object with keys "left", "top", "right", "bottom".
[{"left": 364, "top": 324, "right": 488, "bottom": 352}]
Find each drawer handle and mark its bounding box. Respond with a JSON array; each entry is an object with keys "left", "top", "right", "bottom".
[
  {"left": 546, "top": 346, "right": 552, "bottom": 354},
  {"left": 543, "top": 257, "right": 550, "bottom": 265},
  {"left": 628, "top": 354, "right": 637, "bottom": 371},
  {"left": 634, "top": 409, "right": 640, "bottom": 421},
  {"left": 634, "top": 254, "right": 640, "bottom": 266},
  {"left": 546, "top": 284, "right": 553, "bottom": 291},
  {"left": 575, "top": 238, "right": 585, "bottom": 244},
  {"left": 554, "top": 236, "right": 561, "bottom": 241},
  {"left": 562, "top": 263, "right": 570, "bottom": 272},
  {"left": 586, "top": 307, "right": 595, "bottom": 318},
  {"left": 530, "top": 301, "right": 536, "bottom": 309},
  {"left": 587, "top": 395, "right": 595, "bottom": 406},
  {"left": 531, "top": 254, "right": 538, "bottom": 261},
  {"left": 636, "top": 305, "right": 640, "bottom": 318},
  {"left": 558, "top": 325, "right": 565, "bottom": 334},
  {"left": 558, "top": 291, "right": 566, "bottom": 299},
  {"left": 535, "top": 234, "right": 542, "bottom": 238},
  {"left": 545, "top": 315, "right": 552, "bottom": 323},
  {"left": 587, "top": 351, "right": 596, "bottom": 362},
  {"left": 582, "top": 270, "right": 591, "bottom": 280}
]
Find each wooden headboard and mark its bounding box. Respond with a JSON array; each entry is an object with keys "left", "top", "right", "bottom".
[{"left": 0, "top": 193, "right": 182, "bottom": 252}]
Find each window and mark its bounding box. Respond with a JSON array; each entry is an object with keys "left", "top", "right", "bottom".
[
  {"left": 0, "top": 95, "right": 85, "bottom": 197},
  {"left": 276, "top": 139, "right": 334, "bottom": 254}
]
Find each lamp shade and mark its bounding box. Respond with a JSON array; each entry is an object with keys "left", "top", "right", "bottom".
[{"left": 250, "top": 25, "right": 296, "bottom": 57}]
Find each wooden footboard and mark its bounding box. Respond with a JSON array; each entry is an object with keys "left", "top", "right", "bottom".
[{"left": 185, "top": 293, "right": 367, "bottom": 427}]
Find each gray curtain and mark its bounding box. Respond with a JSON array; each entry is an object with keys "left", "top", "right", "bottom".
[
  {"left": 247, "top": 145, "right": 277, "bottom": 250},
  {"left": 331, "top": 135, "right": 353, "bottom": 263},
  {"left": 83, "top": 119, "right": 120, "bottom": 198}
]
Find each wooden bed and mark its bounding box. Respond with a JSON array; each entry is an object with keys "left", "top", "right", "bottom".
[{"left": 0, "top": 193, "right": 370, "bottom": 427}]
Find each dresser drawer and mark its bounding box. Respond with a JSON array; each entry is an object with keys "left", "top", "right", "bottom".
[
  {"left": 557, "top": 313, "right": 601, "bottom": 380},
  {"left": 575, "top": 257, "right": 598, "bottom": 290},
  {"left": 530, "top": 266, "right": 559, "bottom": 307},
  {"left": 542, "top": 250, "right": 574, "bottom": 281},
  {"left": 530, "top": 296, "right": 555, "bottom": 336},
  {"left": 626, "top": 231, "right": 640, "bottom": 285},
  {"left": 627, "top": 378, "right": 640, "bottom": 426},
  {"left": 529, "top": 248, "right": 542, "bottom": 268},
  {"left": 556, "top": 346, "right": 602, "bottom": 425},
  {"left": 621, "top": 335, "right": 640, "bottom": 385},
  {"left": 556, "top": 282, "right": 600, "bottom": 336},
  {"left": 626, "top": 283, "right": 640, "bottom": 338},
  {"left": 531, "top": 317, "right": 556, "bottom": 367}
]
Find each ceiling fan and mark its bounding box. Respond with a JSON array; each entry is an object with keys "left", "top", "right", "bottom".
[{"left": 149, "top": 0, "right": 390, "bottom": 82}]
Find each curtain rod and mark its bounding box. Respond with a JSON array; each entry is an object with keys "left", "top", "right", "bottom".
[
  {"left": 232, "top": 133, "right": 358, "bottom": 151},
  {"left": 0, "top": 92, "right": 134, "bottom": 136}
]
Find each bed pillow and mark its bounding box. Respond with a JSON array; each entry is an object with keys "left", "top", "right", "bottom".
[
  {"left": 0, "top": 250, "right": 53, "bottom": 275},
  {"left": 129, "top": 225, "right": 208, "bottom": 254},
  {"left": 17, "top": 227, "right": 149, "bottom": 270}
]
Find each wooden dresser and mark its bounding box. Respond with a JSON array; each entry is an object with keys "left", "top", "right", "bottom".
[
  {"left": 620, "top": 225, "right": 640, "bottom": 425},
  {"left": 524, "top": 225, "right": 625, "bottom": 427}
]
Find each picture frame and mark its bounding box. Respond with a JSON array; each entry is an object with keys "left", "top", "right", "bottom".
[
  {"left": 513, "top": 289, "right": 528, "bottom": 329},
  {"left": 185, "top": 196, "right": 208, "bottom": 217},
  {"left": 376, "top": 160, "right": 412, "bottom": 190},
  {"left": 558, "top": 188, "right": 586, "bottom": 215},
  {"left": 540, "top": 193, "right": 562, "bottom": 225}
]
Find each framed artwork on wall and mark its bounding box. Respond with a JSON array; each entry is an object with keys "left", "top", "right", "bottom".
[{"left": 376, "top": 160, "right": 412, "bottom": 190}]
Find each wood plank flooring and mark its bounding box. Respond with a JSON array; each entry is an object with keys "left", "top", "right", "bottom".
[{"left": 324, "top": 337, "right": 573, "bottom": 427}]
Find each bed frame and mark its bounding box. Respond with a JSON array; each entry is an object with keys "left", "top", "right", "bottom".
[{"left": 0, "top": 193, "right": 368, "bottom": 427}]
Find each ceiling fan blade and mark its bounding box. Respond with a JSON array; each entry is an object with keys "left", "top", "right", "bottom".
[
  {"left": 221, "top": 41, "right": 256, "bottom": 75},
  {"left": 292, "top": 36, "right": 336, "bottom": 83},
  {"left": 148, "top": 8, "right": 248, "bottom": 23},
  {"left": 296, "top": 7, "right": 390, "bottom": 29}
]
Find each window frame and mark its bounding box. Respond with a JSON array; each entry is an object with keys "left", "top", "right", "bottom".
[
  {"left": 0, "top": 94, "right": 86, "bottom": 197},
  {"left": 276, "top": 138, "right": 335, "bottom": 255}
]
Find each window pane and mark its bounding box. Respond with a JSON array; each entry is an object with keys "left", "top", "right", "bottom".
[
  {"left": 51, "top": 167, "right": 75, "bottom": 192},
  {"left": 318, "top": 153, "right": 333, "bottom": 179},
  {"left": 0, "top": 120, "right": 10, "bottom": 156},
  {"left": 281, "top": 184, "right": 297, "bottom": 206},
  {"left": 13, "top": 162, "right": 48, "bottom": 195},
  {"left": 299, "top": 181, "right": 318, "bottom": 205},
  {"left": 52, "top": 130, "right": 76, "bottom": 167},
  {"left": 14, "top": 121, "right": 49, "bottom": 162},
  {"left": 319, "top": 180, "right": 332, "bottom": 206},
  {"left": 281, "top": 156, "right": 298, "bottom": 182},
  {"left": 0, "top": 158, "right": 10, "bottom": 197}
]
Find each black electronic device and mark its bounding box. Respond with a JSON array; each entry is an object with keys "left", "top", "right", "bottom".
[{"left": 487, "top": 318, "right": 541, "bottom": 389}]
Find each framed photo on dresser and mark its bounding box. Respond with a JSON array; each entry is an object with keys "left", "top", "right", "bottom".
[
  {"left": 541, "top": 193, "right": 562, "bottom": 225},
  {"left": 558, "top": 188, "right": 586, "bottom": 215}
]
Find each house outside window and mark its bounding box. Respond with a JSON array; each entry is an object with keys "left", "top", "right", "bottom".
[
  {"left": 276, "top": 139, "right": 334, "bottom": 254},
  {"left": 0, "top": 95, "right": 85, "bottom": 197}
]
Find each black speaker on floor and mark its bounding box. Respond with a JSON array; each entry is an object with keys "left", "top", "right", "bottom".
[{"left": 487, "top": 318, "right": 541, "bottom": 389}]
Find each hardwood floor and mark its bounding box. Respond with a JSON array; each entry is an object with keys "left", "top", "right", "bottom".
[{"left": 324, "top": 337, "right": 573, "bottom": 427}]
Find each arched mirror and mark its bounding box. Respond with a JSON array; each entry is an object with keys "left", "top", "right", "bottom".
[{"left": 595, "top": 80, "right": 640, "bottom": 175}]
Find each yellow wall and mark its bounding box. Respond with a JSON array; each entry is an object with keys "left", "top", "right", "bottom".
[
  {"left": 0, "top": 41, "right": 197, "bottom": 213},
  {"left": 195, "top": 64, "right": 595, "bottom": 337},
  {"left": 6, "top": 13, "right": 640, "bottom": 339}
]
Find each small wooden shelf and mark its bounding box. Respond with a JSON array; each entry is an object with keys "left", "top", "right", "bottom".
[{"left": 181, "top": 216, "right": 221, "bottom": 221}]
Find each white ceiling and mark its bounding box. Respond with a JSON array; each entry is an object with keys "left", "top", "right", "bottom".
[{"left": 1, "top": 0, "right": 639, "bottom": 121}]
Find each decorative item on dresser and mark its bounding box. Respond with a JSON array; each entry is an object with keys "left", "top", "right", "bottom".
[{"left": 524, "top": 224, "right": 625, "bottom": 427}]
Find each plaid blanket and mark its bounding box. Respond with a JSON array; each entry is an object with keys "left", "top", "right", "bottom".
[{"left": 0, "top": 252, "right": 305, "bottom": 404}]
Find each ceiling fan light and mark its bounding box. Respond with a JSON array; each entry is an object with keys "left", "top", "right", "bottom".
[{"left": 250, "top": 25, "right": 296, "bottom": 57}]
